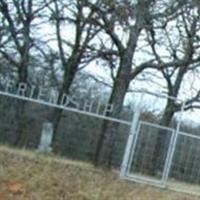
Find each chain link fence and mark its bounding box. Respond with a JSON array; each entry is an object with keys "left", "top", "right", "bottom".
[
  {"left": 121, "top": 92, "right": 200, "bottom": 196},
  {"left": 0, "top": 91, "right": 132, "bottom": 168}
]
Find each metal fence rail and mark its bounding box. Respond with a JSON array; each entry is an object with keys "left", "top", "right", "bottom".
[
  {"left": 1, "top": 89, "right": 200, "bottom": 196},
  {"left": 0, "top": 92, "right": 131, "bottom": 168}
]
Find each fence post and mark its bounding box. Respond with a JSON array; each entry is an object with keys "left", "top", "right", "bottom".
[
  {"left": 162, "top": 101, "right": 185, "bottom": 186},
  {"left": 38, "top": 122, "right": 53, "bottom": 153},
  {"left": 120, "top": 108, "right": 140, "bottom": 178}
]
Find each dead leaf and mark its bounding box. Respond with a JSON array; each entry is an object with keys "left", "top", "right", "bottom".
[{"left": 6, "top": 181, "right": 25, "bottom": 194}]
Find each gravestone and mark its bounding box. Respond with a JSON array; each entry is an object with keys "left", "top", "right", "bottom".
[{"left": 38, "top": 122, "right": 53, "bottom": 153}]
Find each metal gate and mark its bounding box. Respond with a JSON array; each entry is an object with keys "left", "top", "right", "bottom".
[{"left": 120, "top": 102, "right": 185, "bottom": 188}]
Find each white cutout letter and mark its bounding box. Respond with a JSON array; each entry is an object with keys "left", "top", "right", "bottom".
[
  {"left": 69, "top": 95, "right": 79, "bottom": 109},
  {"left": 103, "top": 103, "right": 114, "bottom": 116},
  {"left": 5, "top": 80, "right": 14, "bottom": 93},
  {"left": 60, "top": 93, "right": 70, "bottom": 106},
  {"left": 49, "top": 90, "right": 59, "bottom": 104},
  {"left": 95, "top": 99, "right": 102, "bottom": 114},
  {"left": 29, "top": 85, "right": 36, "bottom": 98},
  {"left": 17, "top": 82, "right": 27, "bottom": 96},
  {"left": 37, "top": 87, "right": 46, "bottom": 101},
  {"left": 83, "top": 100, "right": 94, "bottom": 113}
]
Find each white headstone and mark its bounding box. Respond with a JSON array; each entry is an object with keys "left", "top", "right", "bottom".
[{"left": 38, "top": 122, "right": 53, "bottom": 153}]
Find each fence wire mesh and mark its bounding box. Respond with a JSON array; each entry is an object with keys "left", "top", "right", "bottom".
[
  {"left": 0, "top": 93, "right": 131, "bottom": 168},
  {"left": 2, "top": 90, "right": 200, "bottom": 196},
  {"left": 121, "top": 92, "right": 200, "bottom": 196}
]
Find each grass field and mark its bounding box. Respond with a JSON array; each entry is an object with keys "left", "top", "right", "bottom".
[{"left": 0, "top": 146, "right": 200, "bottom": 200}]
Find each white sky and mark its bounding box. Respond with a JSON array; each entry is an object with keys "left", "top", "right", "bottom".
[{"left": 34, "top": 1, "right": 200, "bottom": 126}]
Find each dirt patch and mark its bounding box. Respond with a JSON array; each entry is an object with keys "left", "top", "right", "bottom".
[{"left": 0, "top": 181, "right": 29, "bottom": 200}]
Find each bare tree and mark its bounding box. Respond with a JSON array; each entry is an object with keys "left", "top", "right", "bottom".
[
  {"left": 90, "top": 0, "right": 200, "bottom": 168},
  {"left": 148, "top": 1, "right": 200, "bottom": 173},
  {"left": 0, "top": 0, "right": 51, "bottom": 146},
  {"left": 89, "top": 0, "right": 159, "bottom": 167},
  {"left": 45, "top": 0, "right": 102, "bottom": 151}
]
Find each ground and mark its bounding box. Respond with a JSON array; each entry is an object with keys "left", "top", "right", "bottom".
[{"left": 0, "top": 146, "right": 199, "bottom": 200}]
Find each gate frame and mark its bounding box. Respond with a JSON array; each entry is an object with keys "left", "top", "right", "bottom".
[{"left": 120, "top": 96, "right": 186, "bottom": 189}]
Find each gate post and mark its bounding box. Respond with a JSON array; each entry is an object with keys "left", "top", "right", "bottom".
[
  {"left": 120, "top": 108, "right": 140, "bottom": 178},
  {"left": 162, "top": 101, "right": 185, "bottom": 186}
]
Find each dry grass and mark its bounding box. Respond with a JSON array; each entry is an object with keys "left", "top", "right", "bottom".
[{"left": 0, "top": 146, "right": 200, "bottom": 200}]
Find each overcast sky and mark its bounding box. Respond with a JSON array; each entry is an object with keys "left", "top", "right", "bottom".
[{"left": 34, "top": 2, "right": 200, "bottom": 127}]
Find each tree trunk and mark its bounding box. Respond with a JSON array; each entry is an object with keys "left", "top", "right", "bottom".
[
  {"left": 14, "top": 57, "right": 29, "bottom": 147},
  {"left": 150, "top": 63, "right": 189, "bottom": 175},
  {"left": 93, "top": 0, "right": 154, "bottom": 169},
  {"left": 14, "top": 38, "right": 30, "bottom": 146},
  {"left": 50, "top": 0, "right": 83, "bottom": 153},
  {"left": 51, "top": 57, "right": 79, "bottom": 153},
  {"left": 150, "top": 99, "right": 176, "bottom": 175},
  {"left": 94, "top": 58, "right": 131, "bottom": 168}
]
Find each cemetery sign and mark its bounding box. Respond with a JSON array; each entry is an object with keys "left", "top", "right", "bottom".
[{"left": 1, "top": 81, "right": 114, "bottom": 117}]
